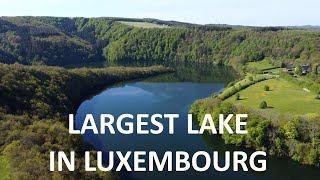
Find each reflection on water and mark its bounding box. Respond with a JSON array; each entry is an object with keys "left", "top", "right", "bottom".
[
  {"left": 64, "top": 60, "right": 238, "bottom": 83},
  {"left": 75, "top": 61, "right": 320, "bottom": 180}
]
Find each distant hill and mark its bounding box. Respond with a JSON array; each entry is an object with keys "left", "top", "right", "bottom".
[
  {"left": 108, "top": 17, "right": 199, "bottom": 27},
  {"left": 1, "top": 16, "right": 320, "bottom": 68},
  {"left": 288, "top": 25, "right": 320, "bottom": 30},
  {"left": 206, "top": 24, "right": 320, "bottom": 30}
]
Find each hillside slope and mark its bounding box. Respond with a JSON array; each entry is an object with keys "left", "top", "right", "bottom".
[
  {"left": 0, "top": 63, "right": 171, "bottom": 179},
  {"left": 1, "top": 16, "right": 320, "bottom": 70}
]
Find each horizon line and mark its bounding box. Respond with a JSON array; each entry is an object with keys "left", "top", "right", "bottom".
[{"left": 1, "top": 15, "right": 319, "bottom": 27}]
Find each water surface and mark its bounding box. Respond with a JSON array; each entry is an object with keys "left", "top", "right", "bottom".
[{"left": 75, "top": 61, "right": 320, "bottom": 180}]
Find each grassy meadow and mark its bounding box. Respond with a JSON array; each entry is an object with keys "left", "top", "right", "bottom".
[
  {"left": 247, "top": 59, "right": 278, "bottom": 70},
  {"left": 118, "top": 21, "right": 169, "bottom": 28},
  {"left": 0, "top": 156, "right": 10, "bottom": 180},
  {"left": 226, "top": 78, "right": 320, "bottom": 114}
]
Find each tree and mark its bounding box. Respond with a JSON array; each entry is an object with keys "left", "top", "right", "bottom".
[
  {"left": 264, "top": 85, "right": 270, "bottom": 91},
  {"left": 248, "top": 76, "right": 254, "bottom": 81},
  {"left": 295, "top": 66, "right": 303, "bottom": 75},
  {"left": 305, "top": 114, "right": 320, "bottom": 148},
  {"left": 259, "top": 101, "right": 268, "bottom": 109},
  {"left": 279, "top": 60, "right": 285, "bottom": 68},
  {"left": 312, "top": 63, "right": 319, "bottom": 75},
  {"left": 283, "top": 121, "right": 298, "bottom": 139}
]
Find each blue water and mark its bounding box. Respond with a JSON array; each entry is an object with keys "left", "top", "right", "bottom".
[{"left": 75, "top": 62, "right": 320, "bottom": 180}]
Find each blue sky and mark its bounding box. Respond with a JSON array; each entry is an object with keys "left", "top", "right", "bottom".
[{"left": 0, "top": 0, "right": 318, "bottom": 26}]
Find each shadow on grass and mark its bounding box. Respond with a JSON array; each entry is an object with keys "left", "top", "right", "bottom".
[{"left": 237, "top": 97, "right": 248, "bottom": 100}]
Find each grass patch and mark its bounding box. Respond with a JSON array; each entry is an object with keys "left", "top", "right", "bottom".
[
  {"left": 0, "top": 156, "right": 10, "bottom": 180},
  {"left": 226, "top": 78, "right": 320, "bottom": 114},
  {"left": 118, "top": 21, "right": 169, "bottom": 28},
  {"left": 280, "top": 72, "right": 320, "bottom": 94},
  {"left": 247, "top": 59, "right": 277, "bottom": 71},
  {"left": 265, "top": 68, "right": 283, "bottom": 74}
]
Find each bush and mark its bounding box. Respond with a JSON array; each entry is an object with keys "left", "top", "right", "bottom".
[
  {"left": 264, "top": 85, "right": 270, "bottom": 91},
  {"left": 249, "top": 76, "right": 254, "bottom": 81},
  {"left": 235, "top": 93, "right": 240, "bottom": 100},
  {"left": 315, "top": 95, "right": 320, "bottom": 100},
  {"left": 227, "top": 82, "right": 235, "bottom": 87},
  {"left": 259, "top": 101, "right": 268, "bottom": 109}
]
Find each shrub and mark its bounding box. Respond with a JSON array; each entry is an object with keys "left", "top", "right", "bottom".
[
  {"left": 248, "top": 76, "right": 254, "bottom": 81},
  {"left": 227, "top": 82, "right": 235, "bottom": 87},
  {"left": 264, "top": 85, "right": 270, "bottom": 91},
  {"left": 235, "top": 93, "right": 240, "bottom": 100},
  {"left": 211, "top": 94, "right": 218, "bottom": 98},
  {"left": 259, "top": 101, "right": 268, "bottom": 109}
]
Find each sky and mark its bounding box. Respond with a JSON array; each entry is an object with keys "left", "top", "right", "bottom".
[{"left": 0, "top": 0, "right": 319, "bottom": 26}]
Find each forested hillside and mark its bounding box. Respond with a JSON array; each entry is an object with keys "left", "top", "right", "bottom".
[
  {"left": 1, "top": 16, "right": 320, "bottom": 69},
  {"left": 0, "top": 64, "right": 171, "bottom": 179}
]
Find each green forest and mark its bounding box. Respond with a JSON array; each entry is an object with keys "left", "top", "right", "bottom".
[
  {"left": 0, "top": 63, "right": 170, "bottom": 179},
  {"left": 1, "top": 16, "right": 320, "bottom": 70}
]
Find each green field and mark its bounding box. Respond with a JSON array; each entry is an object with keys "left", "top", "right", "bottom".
[
  {"left": 0, "top": 156, "right": 10, "bottom": 180},
  {"left": 226, "top": 78, "right": 320, "bottom": 114},
  {"left": 118, "top": 21, "right": 169, "bottom": 28},
  {"left": 265, "top": 68, "right": 283, "bottom": 74},
  {"left": 247, "top": 59, "right": 277, "bottom": 71}
]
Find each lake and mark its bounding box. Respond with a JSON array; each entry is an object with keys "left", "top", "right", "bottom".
[{"left": 75, "top": 61, "right": 320, "bottom": 180}]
